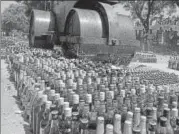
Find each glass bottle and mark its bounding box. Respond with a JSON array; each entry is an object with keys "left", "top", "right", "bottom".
[
  {"left": 171, "top": 108, "right": 178, "bottom": 130},
  {"left": 72, "top": 94, "right": 79, "bottom": 113},
  {"left": 123, "top": 120, "right": 132, "bottom": 134},
  {"left": 79, "top": 118, "right": 89, "bottom": 134},
  {"left": 133, "top": 107, "right": 141, "bottom": 128},
  {"left": 148, "top": 121, "right": 157, "bottom": 134},
  {"left": 71, "top": 112, "right": 79, "bottom": 134},
  {"left": 106, "top": 124, "right": 114, "bottom": 134},
  {"left": 140, "top": 116, "right": 147, "bottom": 134},
  {"left": 163, "top": 108, "right": 174, "bottom": 134},
  {"left": 63, "top": 108, "right": 72, "bottom": 134},
  {"left": 132, "top": 127, "right": 141, "bottom": 134},
  {"left": 39, "top": 101, "right": 52, "bottom": 134},
  {"left": 36, "top": 95, "right": 48, "bottom": 134},
  {"left": 157, "top": 117, "right": 167, "bottom": 134},
  {"left": 174, "top": 117, "right": 179, "bottom": 134},
  {"left": 49, "top": 110, "right": 59, "bottom": 134},
  {"left": 114, "top": 114, "right": 122, "bottom": 134},
  {"left": 96, "top": 116, "right": 105, "bottom": 134}
]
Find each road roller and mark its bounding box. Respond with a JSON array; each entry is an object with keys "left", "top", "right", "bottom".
[{"left": 29, "top": 0, "right": 141, "bottom": 61}]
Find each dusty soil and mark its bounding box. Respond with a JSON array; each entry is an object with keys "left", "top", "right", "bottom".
[{"left": 1, "top": 59, "right": 31, "bottom": 134}]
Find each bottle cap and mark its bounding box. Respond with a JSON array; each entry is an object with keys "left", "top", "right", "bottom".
[
  {"left": 51, "top": 110, "right": 59, "bottom": 119},
  {"left": 72, "top": 82, "right": 77, "bottom": 90},
  {"left": 63, "top": 102, "right": 69, "bottom": 109},
  {"left": 131, "top": 89, "right": 136, "bottom": 95},
  {"left": 42, "top": 95, "right": 48, "bottom": 102},
  {"left": 160, "top": 117, "right": 167, "bottom": 127},
  {"left": 45, "top": 101, "right": 52, "bottom": 109},
  {"left": 50, "top": 104, "right": 57, "bottom": 111},
  {"left": 87, "top": 77, "right": 92, "bottom": 85},
  {"left": 106, "top": 124, "right": 113, "bottom": 132},
  {"left": 80, "top": 118, "right": 88, "bottom": 124},
  {"left": 86, "top": 94, "right": 92, "bottom": 103},
  {"left": 127, "top": 111, "right": 133, "bottom": 120},
  {"left": 148, "top": 121, "right": 157, "bottom": 132},
  {"left": 73, "top": 94, "right": 79, "bottom": 104},
  {"left": 65, "top": 108, "right": 72, "bottom": 117},
  {"left": 59, "top": 97, "right": 64, "bottom": 105},
  {"left": 50, "top": 90, "right": 56, "bottom": 94},
  {"left": 37, "top": 91, "right": 43, "bottom": 98},
  {"left": 120, "top": 90, "right": 125, "bottom": 97},
  {"left": 46, "top": 87, "right": 51, "bottom": 91},
  {"left": 172, "top": 101, "right": 177, "bottom": 108},
  {"left": 114, "top": 114, "right": 121, "bottom": 121},
  {"left": 171, "top": 108, "right": 178, "bottom": 117},
  {"left": 163, "top": 103, "right": 168, "bottom": 109},
  {"left": 163, "top": 108, "right": 170, "bottom": 117},
  {"left": 135, "top": 107, "right": 141, "bottom": 113},
  {"left": 54, "top": 93, "right": 60, "bottom": 100},
  {"left": 109, "top": 91, "right": 114, "bottom": 99},
  {"left": 96, "top": 77, "right": 101, "bottom": 84},
  {"left": 97, "top": 116, "right": 104, "bottom": 124},
  {"left": 133, "top": 127, "right": 141, "bottom": 134},
  {"left": 140, "top": 116, "right": 147, "bottom": 122},
  {"left": 77, "top": 78, "right": 83, "bottom": 85},
  {"left": 124, "top": 120, "right": 132, "bottom": 127},
  {"left": 100, "top": 92, "right": 105, "bottom": 101}
]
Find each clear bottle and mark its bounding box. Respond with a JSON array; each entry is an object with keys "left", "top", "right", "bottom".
[
  {"left": 133, "top": 107, "right": 141, "bottom": 128},
  {"left": 140, "top": 116, "right": 147, "bottom": 134},
  {"left": 123, "top": 120, "right": 132, "bottom": 134},
  {"left": 36, "top": 95, "right": 48, "bottom": 134},
  {"left": 39, "top": 101, "right": 52, "bottom": 134},
  {"left": 114, "top": 114, "right": 122, "bottom": 134},
  {"left": 96, "top": 116, "right": 105, "bottom": 134},
  {"left": 171, "top": 108, "right": 178, "bottom": 130},
  {"left": 106, "top": 124, "right": 114, "bottom": 134}
]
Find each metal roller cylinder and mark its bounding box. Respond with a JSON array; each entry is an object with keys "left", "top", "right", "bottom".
[
  {"left": 65, "top": 8, "right": 103, "bottom": 38},
  {"left": 29, "top": 9, "right": 55, "bottom": 48}
]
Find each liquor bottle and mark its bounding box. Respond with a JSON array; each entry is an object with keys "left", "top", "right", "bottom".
[
  {"left": 140, "top": 116, "right": 147, "bottom": 134},
  {"left": 106, "top": 124, "right": 114, "bottom": 134},
  {"left": 133, "top": 107, "right": 141, "bottom": 128},
  {"left": 63, "top": 108, "right": 72, "bottom": 134},
  {"left": 96, "top": 116, "right": 104, "bottom": 134},
  {"left": 123, "top": 120, "right": 132, "bottom": 134},
  {"left": 163, "top": 108, "right": 174, "bottom": 134},
  {"left": 114, "top": 114, "right": 122, "bottom": 134},
  {"left": 71, "top": 112, "right": 79, "bottom": 134},
  {"left": 132, "top": 127, "right": 141, "bottom": 134},
  {"left": 174, "top": 117, "right": 179, "bottom": 134},
  {"left": 39, "top": 101, "right": 52, "bottom": 134},
  {"left": 36, "top": 95, "right": 48, "bottom": 134},
  {"left": 171, "top": 108, "right": 178, "bottom": 130},
  {"left": 79, "top": 118, "right": 89, "bottom": 134},
  {"left": 157, "top": 117, "right": 167, "bottom": 134},
  {"left": 49, "top": 110, "right": 59, "bottom": 134},
  {"left": 148, "top": 121, "right": 157, "bottom": 134}
]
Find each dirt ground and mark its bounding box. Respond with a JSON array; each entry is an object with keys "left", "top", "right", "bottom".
[{"left": 1, "top": 59, "right": 31, "bottom": 134}]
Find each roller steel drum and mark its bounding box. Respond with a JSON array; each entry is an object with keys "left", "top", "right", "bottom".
[{"left": 29, "top": 10, "right": 55, "bottom": 48}]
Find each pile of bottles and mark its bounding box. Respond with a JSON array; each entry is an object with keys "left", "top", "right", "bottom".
[
  {"left": 132, "top": 52, "right": 157, "bottom": 63},
  {"left": 168, "top": 56, "right": 179, "bottom": 70},
  {"left": 6, "top": 47, "right": 179, "bottom": 134}
]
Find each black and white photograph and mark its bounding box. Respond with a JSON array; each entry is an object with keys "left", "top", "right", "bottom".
[{"left": 1, "top": 0, "right": 179, "bottom": 134}]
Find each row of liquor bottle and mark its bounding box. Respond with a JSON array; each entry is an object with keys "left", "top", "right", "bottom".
[{"left": 10, "top": 50, "right": 179, "bottom": 134}]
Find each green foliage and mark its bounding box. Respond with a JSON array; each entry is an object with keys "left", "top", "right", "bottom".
[{"left": 2, "top": 3, "right": 29, "bottom": 33}]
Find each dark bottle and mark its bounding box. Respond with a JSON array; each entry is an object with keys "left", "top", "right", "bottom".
[
  {"left": 174, "top": 117, "right": 179, "bottom": 134},
  {"left": 133, "top": 127, "right": 141, "bottom": 134},
  {"left": 79, "top": 118, "right": 89, "bottom": 134},
  {"left": 163, "top": 108, "right": 174, "bottom": 134},
  {"left": 148, "top": 121, "right": 157, "bottom": 134},
  {"left": 49, "top": 110, "right": 59, "bottom": 134},
  {"left": 157, "top": 117, "right": 167, "bottom": 134}
]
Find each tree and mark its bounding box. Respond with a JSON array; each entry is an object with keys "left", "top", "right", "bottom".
[
  {"left": 2, "top": 3, "right": 29, "bottom": 33},
  {"left": 16, "top": 0, "right": 51, "bottom": 16}
]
